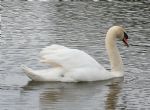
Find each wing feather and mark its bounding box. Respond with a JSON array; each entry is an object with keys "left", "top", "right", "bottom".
[{"left": 39, "top": 44, "right": 103, "bottom": 70}]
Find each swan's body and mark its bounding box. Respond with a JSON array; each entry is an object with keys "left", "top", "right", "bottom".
[{"left": 22, "top": 26, "right": 129, "bottom": 82}]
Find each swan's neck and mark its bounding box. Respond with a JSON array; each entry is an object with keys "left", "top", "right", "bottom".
[{"left": 105, "top": 32, "right": 123, "bottom": 76}]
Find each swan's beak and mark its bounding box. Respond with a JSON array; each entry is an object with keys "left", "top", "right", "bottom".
[
  {"left": 123, "top": 32, "right": 129, "bottom": 47},
  {"left": 123, "top": 37, "right": 129, "bottom": 47}
]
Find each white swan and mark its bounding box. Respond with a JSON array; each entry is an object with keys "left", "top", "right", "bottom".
[{"left": 22, "top": 26, "right": 129, "bottom": 82}]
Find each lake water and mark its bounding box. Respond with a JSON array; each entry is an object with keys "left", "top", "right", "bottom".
[{"left": 1, "top": 0, "right": 150, "bottom": 110}]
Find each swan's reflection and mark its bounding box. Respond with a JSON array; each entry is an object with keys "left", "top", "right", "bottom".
[
  {"left": 22, "top": 78, "right": 123, "bottom": 110},
  {"left": 105, "top": 78, "right": 124, "bottom": 110}
]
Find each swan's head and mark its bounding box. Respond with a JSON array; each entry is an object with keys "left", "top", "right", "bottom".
[{"left": 107, "top": 26, "right": 129, "bottom": 47}]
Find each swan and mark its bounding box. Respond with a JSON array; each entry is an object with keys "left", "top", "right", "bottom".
[{"left": 21, "top": 26, "right": 129, "bottom": 82}]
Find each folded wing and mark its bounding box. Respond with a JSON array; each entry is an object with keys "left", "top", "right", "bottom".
[{"left": 39, "top": 44, "right": 103, "bottom": 70}]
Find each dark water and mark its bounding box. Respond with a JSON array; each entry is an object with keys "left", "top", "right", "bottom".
[{"left": 1, "top": 0, "right": 150, "bottom": 110}]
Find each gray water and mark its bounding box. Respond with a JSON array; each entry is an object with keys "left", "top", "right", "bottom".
[{"left": 1, "top": 0, "right": 150, "bottom": 110}]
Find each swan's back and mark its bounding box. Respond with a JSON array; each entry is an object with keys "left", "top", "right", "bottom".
[{"left": 40, "top": 44, "right": 105, "bottom": 70}]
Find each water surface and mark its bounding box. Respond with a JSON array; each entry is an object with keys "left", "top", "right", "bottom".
[{"left": 1, "top": 0, "right": 150, "bottom": 110}]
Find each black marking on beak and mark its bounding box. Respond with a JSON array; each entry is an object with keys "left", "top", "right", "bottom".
[
  {"left": 124, "top": 32, "right": 128, "bottom": 39},
  {"left": 123, "top": 32, "right": 129, "bottom": 47}
]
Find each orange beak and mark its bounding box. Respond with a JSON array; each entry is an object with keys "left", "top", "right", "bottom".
[{"left": 123, "top": 37, "right": 129, "bottom": 47}]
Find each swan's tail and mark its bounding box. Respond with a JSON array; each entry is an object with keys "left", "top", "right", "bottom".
[
  {"left": 21, "top": 65, "right": 32, "bottom": 72},
  {"left": 21, "top": 65, "right": 40, "bottom": 81}
]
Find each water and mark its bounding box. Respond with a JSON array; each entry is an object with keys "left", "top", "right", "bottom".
[{"left": 1, "top": 0, "right": 150, "bottom": 110}]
